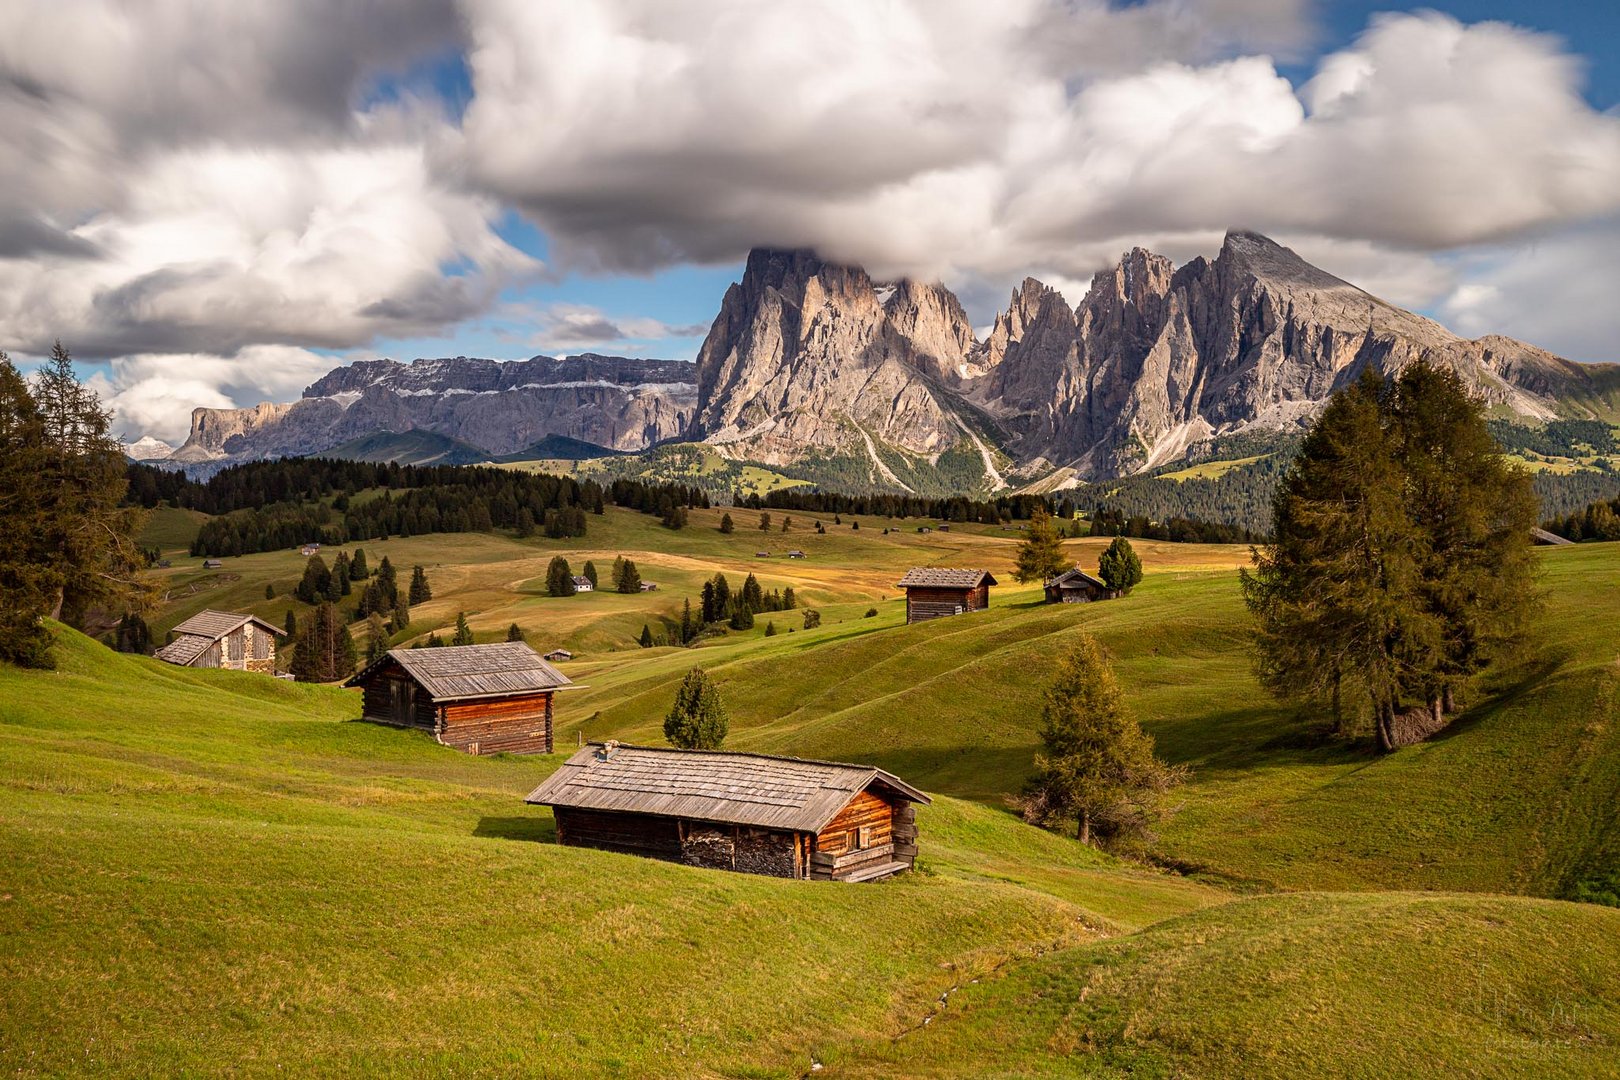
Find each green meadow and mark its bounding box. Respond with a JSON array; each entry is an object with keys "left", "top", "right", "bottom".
[{"left": 4, "top": 509, "right": 1618, "bottom": 1076}]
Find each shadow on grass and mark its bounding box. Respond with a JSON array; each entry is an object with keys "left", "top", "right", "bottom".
[
  {"left": 1426, "top": 649, "right": 1574, "bottom": 745},
  {"left": 475, "top": 815, "right": 555, "bottom": 842}
]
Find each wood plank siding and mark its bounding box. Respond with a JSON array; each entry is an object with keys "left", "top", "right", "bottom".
[
  {"left": 904, "top": 583, "right": 989, "bottom": 624},
  {"left": 355, "top": 659, "right": 555, "bottom": 754}
]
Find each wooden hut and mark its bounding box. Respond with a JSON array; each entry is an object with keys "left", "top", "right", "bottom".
[
  {"left": 896, "top": 568, "right": 996, "bottom": 624},
  {"left": 1044, "top": 568, "right": 1113, "bottom": 603},
  {"left": 343, "top": 642, "right": 573, "bottom": 755},
  {"left": 154, "top": 610, "right": 283, "bottom": 673},
  {"left": 526, "top": 743, "right": 931, "bottom": 882}
]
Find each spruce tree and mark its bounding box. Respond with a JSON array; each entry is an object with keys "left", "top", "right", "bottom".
[
  {"left": 365, "top": 613, "right": 390, "bottom": 664},
  {"left": 640, "top": 624, "right": 654, "bottom": 648},
  {"left": 615, "top": 558, "right": 642, "bottom": 594},
  {"left": 297, "top": 554, "right": 331, "bottom": 604},
  {"left": 582, "top": 560, "right": 599, "bottom": 589},
  {"left": 505, "top": 623, "right": 525, "bottom": 643},
  {"left": 1097, "top": 536, "right": 1143, "bottom": 595},
  {"left": 663, "top": 667, "right": 729, "bottom": 749},
  {"left": 781, "top": 516, "right": 791, "bottom": 533},
  {"left": 759, "top": 512, "right": 771, "bottom": 531},
  {"left": 680, "top": 599, "right": 695, "bottom": 644},
  {"left": 1014, "top": 506, "right": 1069, "bottom": 583},
  {"left": 389, "top": 597, "right": 410, "bottom": 635},
  {"left": 719, "top": 512, "right": 734, "bottom": 534},
  {"left": 1022, "top": 634, "right": 1182, "bottom": 845},
  {"left": 290, "top": 602, "right": 356, "bottom": 682},
  {"left": 546, "top": 556, "right": 576, "bottom": 597},
  {"left": 452, "top": 612, "right": 474, "bottom": 646},
  {"left": 782, "top": 586, "right": 797, "bottom": 610},
  {"left": 31, "top": 342, "right": 146, "bottom": 627},
  {"left": 740, "top": 573, "right": 763, "bottom": 613},
  {"left": 0, "top": 356, "right": 58, "bottom": 666},
  {"left": 114, "top": 612, "right": 153, "bottom": 655},
  {"left": 408, "top": 565, "right": 431, "bottom": 605},
  {"left": 349, "top": 548, "right": 368, "bottom": 580}
]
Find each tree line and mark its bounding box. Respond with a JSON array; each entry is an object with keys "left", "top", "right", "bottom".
[
  {"left": 1541, "top": 492, "right": 1620, "bottom": 542},
  {"left": 1, "top": 346, "right": 147, "bottom": 667}
]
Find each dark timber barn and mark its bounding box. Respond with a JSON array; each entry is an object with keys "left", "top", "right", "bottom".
[
  {"left": 526, "top": 743, "right": 931, "bottom": 881},
  {"left": 896, "top": 567, "right": 997, "bottom": 624},
  {"left": 1044, "top": 568, "right": 1114, "bottom": 603},
  {"left": 344, "top": 642, "right": 573, "bottom": 755}
]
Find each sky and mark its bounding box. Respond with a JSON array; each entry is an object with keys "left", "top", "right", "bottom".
[{"left": 1, "top": 1, "right": 1617, "bottom": 445}]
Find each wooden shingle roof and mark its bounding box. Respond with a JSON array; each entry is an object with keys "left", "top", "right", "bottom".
[
  {"left": 344, "top": 641, "right": 573, "bottom": 701},
  {"left": 154, "top": 635, "right": 215, "bottom": 665},
  {"left": 526, "top": 743, "right": 930, "bottom": 833},
  {"left": 896, "top": 567, "right": 997, "bottom": 589},
  {"left": 1048, "top": 568, "right": 1109, "bottom": 589},
  {"left": 168, "top": 610, "right": 284, "bottom": 641}
]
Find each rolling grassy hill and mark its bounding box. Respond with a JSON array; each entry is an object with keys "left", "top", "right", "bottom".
[{"left": 4, "top": 611, "right": 1619, "bottom": 1075}]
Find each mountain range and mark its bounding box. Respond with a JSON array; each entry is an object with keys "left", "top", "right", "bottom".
[{"left": 166, "top": 231, "right": 1620, "bottom": 491}]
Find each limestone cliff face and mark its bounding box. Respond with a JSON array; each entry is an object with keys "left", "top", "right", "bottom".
[
  {"left": 689, "top": 249, "right": 980, "bottom": 482},
  {"left": 962, "top": 231, "right": 1604, "bottom": 479},
  {"left": 170, "top": 353, "right": 696, "bottom": 463}
]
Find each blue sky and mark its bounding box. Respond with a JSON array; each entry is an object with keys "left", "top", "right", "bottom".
[{"left": 2, "top": 0, "right": 1617, "bottom": 442}]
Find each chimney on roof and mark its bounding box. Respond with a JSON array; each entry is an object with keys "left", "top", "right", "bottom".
[{"left": 597, "top": 739, "right": 620, "bottom": 761}]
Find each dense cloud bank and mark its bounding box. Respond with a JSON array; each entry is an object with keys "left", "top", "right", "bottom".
[{"left": 2, "top": 0, "right": 1616, "bottom": 437}]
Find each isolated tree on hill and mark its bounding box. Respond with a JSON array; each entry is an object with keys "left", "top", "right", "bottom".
[
  {"left": 291, "top": 602, "right": 356, "bottom": 682},
  {"left": 297, "top": 554, "right": 332, "bottom": 604},
  {"left": 365, "top": 613, "right": 389, "bottom": 664},
  {"left": 764, "top": 620, "right": 777, "bottom": 637},
  {"left": 615, "top": 558, "right": 642, "bottom": 594},
  {"left": 1022, "top": 634, "right": 1182, "bottom": 846},
  {"left": 802, "top": 609, "right": 820, "bottom": 630},
  {"left": 349, "top": 548, "right": 368, "bottom": 580},
  {"left": 582, "top": 560, "right": 599, "bottom": 589},
  {"left": 506, "top": 622, "right": 525, "bottom": 643},
  {"left": 264, "top": 583, "right": 276, "bottom": 600},
  {"left": 31, "top": 342, "right": 147, "bottom": 627},
  {"left": 759, "top": 512, "right": 771, "bottom": 531},
  {"left": 1014, "top": 506, "right": 1070, "bottom": 583},
  {"left": 719, "top": 512, "right": 734, "bottom": 534},
  {"left": 664, "top": 667, "right": 729, "bottom": 749},
  {"left": 1097, "top": 536, "right": 1143, "bottom": 595},
  {"left": 452, "top": 612, "right": 474, "bottom": 646},
  {"left": 1243, "top": 363, "right": 1534, "bottom": 749},
  {"left": 408, "top": 564, "right": 431, "bottom": 605},
  {"left": 547, "top": 556, "right": 577, "bottom": 597},
  {"left": 640, "top": 624, "right": 654, "bottom": 648},
  {"left": 781, "top": 516, "right": 791, "bottom": 533}
]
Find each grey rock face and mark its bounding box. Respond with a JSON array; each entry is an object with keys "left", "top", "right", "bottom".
[
  {"left": 689, "top": 249, "right": 980, "bottom": 481},
  {"left": 171, "top": 353, "right": 697, "bottom": 463}
]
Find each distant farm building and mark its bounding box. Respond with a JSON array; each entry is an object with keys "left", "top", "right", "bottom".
[
  {"left": 155, "top": 610, "right": 284, "bottom": 673},
  {"left": 1045, "top": 568, "right": 1114, "bottom": 604},
  {"left": 201, "top": 559, "right": 224, "bottom": 570},
  {"left": 755, "top": 551, "right": 770, "bottom": 557},
  {"left": 344, "top": 642, "right": 573, "bottom": 755},
  {"left": 543, "top": 648, "right": 573, "bottom": 662},
  {"left": 299, "top": 543, "right": 321, "bottom": 556},
  {"left": 526, "top": 743, "right": 930, "bottom": 881},
  {"left": 571, "top": 575, "right": 593, "bottom": 592},
  {"left": 787, "top": 550, "right": 807, "bottom": 558},
  {"left": 639, "top": 581, "right": 659, "bottom": 591},
  {"left": 896, "top": 568, "right": 996, "bottom": 624}
]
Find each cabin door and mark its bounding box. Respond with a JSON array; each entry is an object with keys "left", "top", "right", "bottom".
[{"left": 390, "top": 679, "right": 414, "bottom": 726}]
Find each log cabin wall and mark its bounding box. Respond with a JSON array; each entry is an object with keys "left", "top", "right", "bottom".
[
  {"left": 904, "top": 586, "right": 978, "bottom": 624},
  {"left": 359, "top": 666, "right": 438, "bottom": 729},
  {"left": 811, "top": 789, "right": 899, "bottom": 880},
  {"left": 439, "top": 693, "right": 554, "bottom": 755},
  {"left": 554, "top": 807, "right": 683, "bottom": 862}
]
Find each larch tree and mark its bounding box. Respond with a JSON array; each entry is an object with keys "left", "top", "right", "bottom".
[
  {"left": 1022, "top": 634, "right": 1183, "bottom": 846},
  {"left": 663, "top": 667, "right": 729, "bottom": 749},
  {"left": 1243, "top": 363, "right": 1534, "bottom": 749},
  {"left": 1014, "top": 506, "right": 1070, "bottom": 583}
]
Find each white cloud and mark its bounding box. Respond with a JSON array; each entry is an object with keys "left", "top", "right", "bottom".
[
  {"left": 458, "top": 4, "right": 1620, "bottom": 286},
  {"left": 86, "top": 346, "right": 339, "bottom": 444},
  {"left": 512, "top": 302, "right": 709, "bottom": 353},
  {"left": 1438, "top": 216, "right": 1620, "bottom": 363}
]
